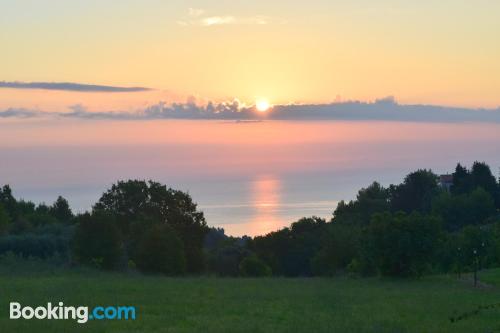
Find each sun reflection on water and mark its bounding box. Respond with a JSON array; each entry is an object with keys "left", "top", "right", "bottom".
[{"left": 248, "top": 175, "right": 283, "bottom": 236}]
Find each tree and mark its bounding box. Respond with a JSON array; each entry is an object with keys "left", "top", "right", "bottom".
[
  {"left": 333, "top": 182, "right": 389, "bottom": 225},
  {"left": 49, "top": 196, "right": 73, "bottom": 223},
  {"left": 311, "top": 223, "right": 360, "bottom": 275},
  {"left": 362, "top": 211, "right": 442, "bottom": 276},
  {"left": 0, "top": 204, "right": 10, "bottom": 235},
  {"left": 451, "top": 163, "right": 472, "bottom": 195},
  {"left": 471, "top": 162, "right": 499, "bottom": 207},
  {"left": 239, "top": 255, "right": 271, "bottom": 277},
  {"left": 0, "top": 185, "right": 18, "bottom": 220},
  {"left": 208, "top": 243, "right": 250, "bottom": 276},
  {"left": 389, "top": 169, "right": 439, "bottom": 213},
  {"left": 135, "top": 224, "right": 186, "bottom": 275},
  {"left": 93, "top": 180, "right": 208, "bottom": 273},
  {"left": 432, "top": 187, "right": 496, "bottom": 231},
  {"left": 73, "top": 212, "right": 123, "bottom": 269},
  {"left": 252, "top": 217, "right": 326, "bottom": 276}
]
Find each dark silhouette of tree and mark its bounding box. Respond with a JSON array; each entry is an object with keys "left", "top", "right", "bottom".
[
  {"left": 0, "top": 204, "right": 10, "bottom": 235},
  {"left": 73, "top": 212, "right": 123, "bottom": 269},
  {"left": 362, "top": 211, "right": 442, "bottom": 276},
  {"left": 0, "top": 185, "right": 18, "bottom": 220},
  {"left": 49, "top": 196, "right": 73, "bottom": 223},
  {"left": 471, "top": 161, "right": 499, "bottom": 207},
  {"left": 93, "top": 180, "right": 208, "bottom": 273},
  {"left": 451, "top": 163, "right": 473, "bottom": 195},
  {"left": 389, "top": 169, "right": 439, "bottom": 213},
  {"left": 252, "top": 217, "right": 326, "bottom": 276},
  {"left": 136, "top": 224, "right": 186, "bottom": 275},
  {"left": 432, "top": 187, "right": 496, "bottom": 231},
  {"left": 333, "top": 182, "right": 389, "bottom": 225},
  {"left": 311, "top": 223, "right": 361, "bottom": 275},
  {"left": 239, "top": 255, "right": 271, "bottom": 277}
]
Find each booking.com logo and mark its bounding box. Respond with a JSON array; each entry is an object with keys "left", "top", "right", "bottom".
[{"left": 10, "top": 302, "right": 136, "bottom": 324}]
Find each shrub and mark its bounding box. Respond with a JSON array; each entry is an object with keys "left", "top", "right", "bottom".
[{"left": 239, "top": 255, "right": 272, "bottom": 277}]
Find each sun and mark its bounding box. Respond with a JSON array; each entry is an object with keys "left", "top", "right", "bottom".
[{"left": 256, "top": 99, "right": 270, "bottom": 112}]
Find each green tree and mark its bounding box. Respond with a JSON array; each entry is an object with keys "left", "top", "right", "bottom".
[
  {"left": 0, "top": 185, "right": 18, "bottom": 220},
  {"left": 73, "top": 212, "right": 123, "bottom": 269},
  {"left": 252, "top": 217, "right": 326, "bottom": 276},
  {"left": 0, "top": 204, "right": 10, "bottom": 235},
  {"left": 136, "top": 224, "right": 186, "bottom": 275},
  {"left": 451, "top": 163, "right": 472, "bottom": 195},
  {"left": 93, "top": 180, "right": 208, "bottom": 273},
  {"left": 432, "top": 187, "right": 496, "bottom": 231},
  {"left": 239, "top": 255, "right": 271, "bottom": 277},
  {"left": 362, "top": 211, "right": 442, "bottom": 276},
  {"left": 49, "top": 196, "right": 73, "bottom": 223},
  {"left": 311, "top": 223, "right": 361, "bottom": 275},
  {"left": 333, "top": 182, "right": 389, "bottom": 225},
  {"left": 389, "top": 169, "right": 439, "bottom": 213},
  {"left": 471, "top": 161, "right": 499, "bottom": 207}
]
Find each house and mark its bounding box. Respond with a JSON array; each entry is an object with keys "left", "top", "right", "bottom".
[{"left": 439, "top": 174, "right": 453, "bottom": 191}]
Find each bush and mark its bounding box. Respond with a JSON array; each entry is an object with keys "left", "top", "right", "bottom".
[
  {"left": 207, "top": 244, "right": 250, "bottom": 277},
  {"left": 0, "top": 233, "right": 71, "bottom": 259},
  {"left": 239, "top": 255, "right": 272, "bottom": 277},
  {"left": 136, "top": 224, "right": 186, "bottom": 275}
]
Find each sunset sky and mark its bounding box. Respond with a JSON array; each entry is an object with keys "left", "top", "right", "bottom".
[{"left": 1, "top": 0, "right": 500, "bottom": 110}]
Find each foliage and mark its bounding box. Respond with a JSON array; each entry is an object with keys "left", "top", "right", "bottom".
[
  {"left": 135, "top": 224, "right": 186, "bottom": 275},
  {"left": 389, "top": 169, "right": 439, "bottom": 213},
  {"left": 0, "top": 203, "right": 10, "bottom": 235},
  {"left": 93, "top": 180, "right": 208, "bottom": 273},
  {"left": 361, "top": 211, "right": 442, "bottom": 277},
  {"left": 252, "top": 217, "right": 326, "bottom": 276},
  {"left": 432, "top": 187, "right": 496, "bottom": 231},
  {"left": 49, "top": 196, "right": 74, "bottom": 223},
  {"left": 239, "top": 255, "right": 271, "bottom": 277},
  {"left": 0, "top": 233, "right": 71, "bottom": 259},
  {"left": 311, "top": 223, "right": 361, "bottom": 275},
  {"left": 72, "top": 212, "right": 123, "bottom": 269},
  {"left": 333, "top": 182, "right": 389, "bottom": 225}
]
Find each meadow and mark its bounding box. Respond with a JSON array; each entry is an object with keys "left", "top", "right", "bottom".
[{"left": 2, "top": 264, "right": 500, "bottom": 332}]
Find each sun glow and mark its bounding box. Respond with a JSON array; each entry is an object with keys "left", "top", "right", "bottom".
[{"left": 256, "top": 99, "right": 270, "bottom": 112}]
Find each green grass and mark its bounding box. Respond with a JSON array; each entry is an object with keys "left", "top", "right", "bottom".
[{"left": 2, "top": 268, "right": 500, "bottom": 332}]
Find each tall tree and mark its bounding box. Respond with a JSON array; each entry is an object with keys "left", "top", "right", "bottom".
[
  {"left": 93, "top": 180, "right": 208, "bottom": 273},
  {"left": 451, "top": 163, "right": 472, "bottom": 195},
  {"left": 471, "top": 161, "right": 499, "bottom": 207},
  {"left": 333, "top": 182, "right": 389, "bottom": 225},
  {"left": 49, "top": 196, "right": 74, "bottom": 223},
  {"left": 389, "top": 169, "right": 439, "bottom": 213}
]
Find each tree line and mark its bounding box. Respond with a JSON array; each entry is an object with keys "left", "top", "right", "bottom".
[{"left": 1, "top": 161, "right": 499, "bottom": 277}]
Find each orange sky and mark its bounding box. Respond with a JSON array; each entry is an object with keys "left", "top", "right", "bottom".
[{"left": 1, "top": 1, "right": 500, "bottom": 109}]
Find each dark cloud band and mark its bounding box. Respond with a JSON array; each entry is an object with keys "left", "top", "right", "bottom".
[
  {"left": 0, "top": 81, "right": 151, "bottom": 92},
  {"left": 1, "top": 98, "right": 500, "bottom": 123}
]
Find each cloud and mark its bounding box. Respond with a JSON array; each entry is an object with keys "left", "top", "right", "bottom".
[
  {"left": 201, "top": 16, "right": 236, "bottom": 26},
  {"left": 0, "top": 108, "right": 41, "bottom": 118},
  {"left": 2, "top": 98, "right": 500, "bottom": 123},
  {"left": 0, "top": 81, "right": 151, "bottom": 92},
  {"left": 178, "top": 8, "right": 282, "bottom": 27},
  {"left": 188, "top": 8, "right": 204, "bottom": 17}
]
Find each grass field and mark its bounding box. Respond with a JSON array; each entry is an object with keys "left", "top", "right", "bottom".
[{"left": 2, "top": 267, "right": 500, "bottom": 332}]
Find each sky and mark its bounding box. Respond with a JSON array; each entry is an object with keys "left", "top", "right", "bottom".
[{"left": 1, "top": 0, "right": 500, "bottom": 110}]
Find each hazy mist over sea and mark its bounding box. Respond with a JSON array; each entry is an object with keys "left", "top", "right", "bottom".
[{"left": 1, "top": 119, "right": 499, "bottom": 236}]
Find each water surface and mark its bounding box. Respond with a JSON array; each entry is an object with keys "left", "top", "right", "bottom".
[{"left": 1, "top": 119, "right": 499, "bottom": 236}]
